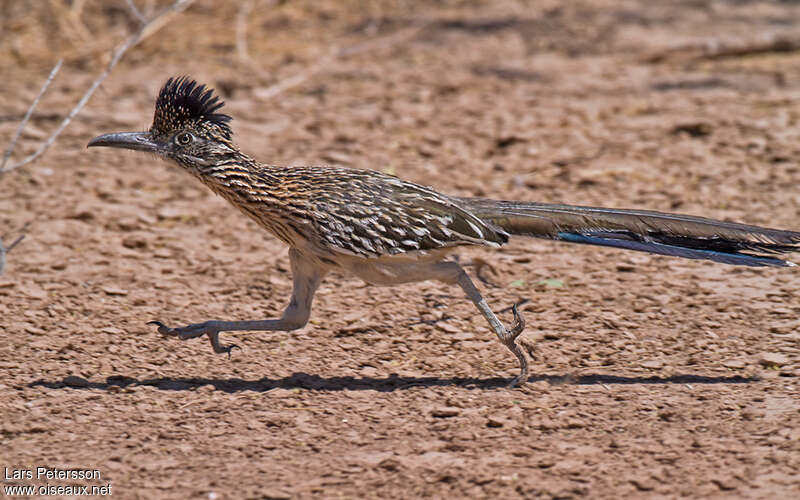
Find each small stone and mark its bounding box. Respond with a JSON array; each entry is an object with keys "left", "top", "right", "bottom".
[
  {"left": 19, "top": 285, "right": 47, "bottom": 299},
  {"left": 532, "top": 418, "right": 557, "bottom": 430},
  {"left": 102, "top": 287, "right": 129, "bottom": 296},
  {"left": 153, "top": 248, "right": 173, "bottom": 258},
  {"left": 69, "top": 209, "right": 95, "bottom": 221},
  {"left": 24, "top": 325, "right": 46, "bottom": 335},
  {"left": 335, "top": 323, "right": 375, "bottom": 336},
  {"left": 117, "top": 217, "right": 140, "bottom": 231},
  {"left": 431, "top": 407, "right": 460, "bottom": 418},
  {"left": 630, "top": 478, "right": 655, "bottom": 491},
  {"left": 137, "top": 213, "right": 157, "bottom": 225},
  {"left": 565, "top": 418, "right": 584, "bottom": 429},
  {"left": 641, "top": 359, "right": 664, "bottom": 369},
  {"left": 519, "top": 331, "right": 545, "bottom": 343},
  {"left": 769, "top": 321, "right": 800, "bottom": 335},
  {"left": 157, "top": 207, "right": 189, "bottom": 220},
  {"left": 122, "top": 235, "right": 148, "bottom": 249},
  {"left": 782, "top": 427, "right": 800, "bottom": 440},
  {"left": 486, "top": 417, "right": 505, "bottom": 428},
  {"left": 759, "top": 353, "right": 790, "bottom": 368},
  {"left": 711, "top": 477, "right": 737, "bottom": 491},
  {"left": 554, "top": 459, "right": 583, "bottom": 472},
  {"left": 377, "top": 458, "right": 401, "bottom": 471},
  {"left": 671, "top": 122, "right": 712, "bottom": 137},
  {"left": 436, "top": 322, "right": 461, "bottom": 335},
  {"left": 450, "top": 331, "right": 476, "bottom": 341},
  {"left": 258, "top": 490, "right": 291, "bottom": 500},
  {"left": 723, "top": 359, "right": 746, "bottom": 369}
]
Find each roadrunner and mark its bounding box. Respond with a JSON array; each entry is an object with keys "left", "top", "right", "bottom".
[{"left": 89, "top": 77, "right": 800, "bottom": 386}]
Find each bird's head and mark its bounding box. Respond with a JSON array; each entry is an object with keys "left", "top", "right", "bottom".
[{"left": 88, "top": 77, "right": 235, "bottom": 172}]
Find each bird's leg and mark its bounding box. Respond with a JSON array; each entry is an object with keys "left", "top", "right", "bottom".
[
  {"left": 432, "top": 262, "right": 529, "bottom": 387},
  {"left": 150, "top": 249, "right": 328, "bottom": 357}
]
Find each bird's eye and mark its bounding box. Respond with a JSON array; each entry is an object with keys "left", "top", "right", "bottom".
[{"left": 175, "top": 132, "right": 193, "bottom": 146}]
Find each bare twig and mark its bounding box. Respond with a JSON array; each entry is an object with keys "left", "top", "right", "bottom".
[
  {"left": 699, "top": 36, "right": 800, "bottom": 60},
  {"left": 339, "top": 23, "right": 425, "bottom": 57},
  {"left": 0, "top": 223, "right": 29, "bottom": 276},
  {"left": 254, "top": 50, "right": 338, "bottom": 101},
  {"left": 254, "top": 22, "right": 427, "bottom": 102},
  {"left": 0, "top": 60, "right": 63, "bottom": 172},
  {"left": 0, "top": 0, "right": 196, "bottom": 177},
  {"left": 66, "top": 0, "right": 91, "bottom": 42},
  {"left": 5, "top": 235, "right": 24, "bottom": 253},
  {"left": 0, "top": 242, "right": 7, "bottom": 276},
  {"left": 126, "top": 0, "right": 148, "bottom": 25},
  {"left": 136, "top": 0, "right": 195, "bottom": 43},
  {"left": 235, "top": 0, "right": 257, "bottom": 61},
  {"left": 645, "top": 34, "right": 800, "bottom": 64}
]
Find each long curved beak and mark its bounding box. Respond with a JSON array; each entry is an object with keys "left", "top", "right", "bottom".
[{"left": 87, "top": 131, "right": 159, "bottom": 153}]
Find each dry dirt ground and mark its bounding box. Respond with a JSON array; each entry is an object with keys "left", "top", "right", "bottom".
[{"left": 2, "top": 1, "right": 800, "bottom": 498}]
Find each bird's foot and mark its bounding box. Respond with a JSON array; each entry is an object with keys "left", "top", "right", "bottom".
[
  {"left": 148, "top": 319, "right": 214, "bottom": 339},
  {"left": 501, "top": 304, "right": 528, "bottom": 388},
  {"left": 507, "top": 372, "right": 528, "bottom": 388},
  {"left": 148, "top": 320, "right": 240, "bottom": 359},
  {"left": 508, "top": 303, "right": 525, "bottom": 339}
]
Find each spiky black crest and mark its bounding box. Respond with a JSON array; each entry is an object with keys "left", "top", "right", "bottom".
[{"left": 151, "top": 76, "right": 232, "bottom": 139}]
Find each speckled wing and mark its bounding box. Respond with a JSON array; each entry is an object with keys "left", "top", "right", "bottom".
[{"left": 309, "top": 171, "right": 509, "bottom": 258}]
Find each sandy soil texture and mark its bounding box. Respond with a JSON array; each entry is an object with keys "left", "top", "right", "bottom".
[{"left": 1, "top": 1, "right": 799, "bottom": 498}]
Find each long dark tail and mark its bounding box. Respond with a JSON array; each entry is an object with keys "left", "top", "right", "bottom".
[{"left": 461, "top": 198, "right": 800, "bottom": 267}]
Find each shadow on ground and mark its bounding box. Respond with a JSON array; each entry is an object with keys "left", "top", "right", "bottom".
[{"left": 29, "top": 372, "right": 758, "bottom": 393}]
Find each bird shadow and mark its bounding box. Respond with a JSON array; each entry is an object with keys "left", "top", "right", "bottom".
[{"left": 28, "top": 372, "right": 758, "bottom": 393}]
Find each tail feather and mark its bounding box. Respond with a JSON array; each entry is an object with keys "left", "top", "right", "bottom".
[
  {"left": 558, "top": 232, "right": 794, "bottom": 267},
  {"left": 460, "top": 198, "right": 800, "bottom": 267}
]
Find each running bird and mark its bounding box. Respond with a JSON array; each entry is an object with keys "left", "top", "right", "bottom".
[{"left": 88, "top": 77, "right": 800, "bottom": 386}]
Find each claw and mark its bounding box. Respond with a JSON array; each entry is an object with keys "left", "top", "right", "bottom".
[
  {"left": 225, "top": 344, "right": 240, "bottom": 360},
  {"left": 509, "top": 303, "right": 525, "bottom": 338},
  {"left": 147, "top": 320, "right": 234, "bottom": 358},
  {"left": 507, "top": 372, "right": 527, "bottom": 388},
  {"left": 148, "top": 320, "right": 173, "bottom": 336},
  {"left": 505, "top": 303, "right": 528, "bottom": 387}
]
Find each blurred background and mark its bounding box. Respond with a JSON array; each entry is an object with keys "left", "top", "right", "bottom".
[
  {"left": 1, "top": 1, "right": 799, "bottom": 498},
  {"left": 3, "top": 0, "right": 800, "bottom": 207}
]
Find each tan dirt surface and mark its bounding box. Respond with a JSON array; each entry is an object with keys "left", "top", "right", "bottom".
[{"left": 1, "top": 1, "right": 799, "bottom": 498}]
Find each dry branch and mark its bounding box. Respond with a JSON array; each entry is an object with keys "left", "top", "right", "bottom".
[
  {"left": 646, "top": 34, "right": 800, "bottom": 63},
  {"left": 0, "top": 0, "right": 196, "bottom": 177},
  {"left": 254, "top": 22, "right": 427, "bottom": 102},
  {"left": 126, "top": 0, "right": 148, "bottom": 25},
  {"left": 699, "top": 36, "right": 800, "bottom": 60},
  {"left": 0, "top": 59, "right": 63, "bottom": 172},
  {"left": 235, "top": 0, "right": 257, "bottom": 61},
  {"left": 0, "top": 0, "right": 196, "bottom": 275},
  {"left": 0, "top": 224, "right": 28, "bottom": 276}
]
